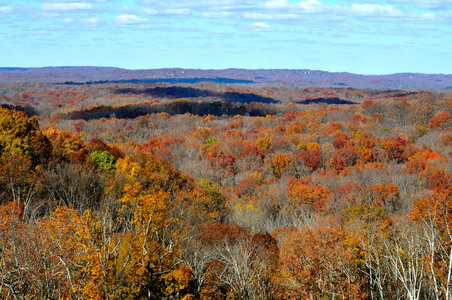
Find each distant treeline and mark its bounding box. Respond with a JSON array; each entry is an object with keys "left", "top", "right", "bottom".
[
  {"left": 63, "top": 100, "right": 279, "bottom": 120},
  {"left": 59, "top": 77, "right": 255, "bottom": 85},
  {"left": 296, "top": 98, "right": 357, "bottom": 105},
  {"left": 0, "top": 103, "right": 37, "bottom": 116},
  {"left": 115, "top": 86, "right": 280, "bottom": 104}
]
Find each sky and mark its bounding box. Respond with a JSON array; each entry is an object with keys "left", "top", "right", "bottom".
[{"left": 0, "top": 0, "right": 451, "bottom": 75}]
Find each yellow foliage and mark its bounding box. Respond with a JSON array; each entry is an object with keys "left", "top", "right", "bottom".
[
  {"left": 162, "top": 264, "right": 192, "bottom": 299},
  {"left": 297, "top": 140, "right": 307, "bottom": 150},
  {"left": 39, "top": 206, "right": 106, "bottom": 299},
  {"left": 156, "top": 112, "right": 172, "bottom": 118},
  {"left": 235, "top": 203, "right": 257, "bottom": 211},
  {"left": 119, "top": 182, "right": 170, "bottom": 229},
  {"left": 307, "top": 142, "right": 320, "bottom": 150},
  {"left": 115, "top": 156, "right": 141, "bottom": 179},
  {"left": 358, "top": 147, "right": 375, "bottom": 163},
  {"left": 256, "top": 136, "right": 272, "bottom": 151},
  {"left": 271, "top": 153, "right": 293, "bottom": 176},
  {"left": 244, "top": 171, "right": 263, "bottom": 184}
]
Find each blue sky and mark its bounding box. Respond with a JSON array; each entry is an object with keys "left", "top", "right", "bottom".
[{"left": 0, "top": 0, "right": 450, "bottom": 75}]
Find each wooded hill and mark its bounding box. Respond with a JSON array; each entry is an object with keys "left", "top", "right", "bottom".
[
  {"left": 1, "top": 66, "right": 451, "bottom": 89},
  {"left": 0, "top": 76, "right": 452, "bottom": 299}
]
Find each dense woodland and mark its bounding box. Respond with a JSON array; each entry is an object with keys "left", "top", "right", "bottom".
[
  {"left": 1, "top": 67, "right": 451, "bottom": 89},
  {"left": 1, "top": 80, "right": 452, "bottom": 299}
]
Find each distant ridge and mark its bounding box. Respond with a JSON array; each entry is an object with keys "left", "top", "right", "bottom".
[
  {"left": 61, "top": 77, "right": 255, "bottom": 85},
  {"left": 0, "top": 66, "right": 450, "bottom": 90},
  {"left": 0, "top": 67, "right": 30, "bottom": 71}
]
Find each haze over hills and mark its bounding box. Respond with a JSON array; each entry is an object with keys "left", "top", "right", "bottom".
[{"left": 0, "top": 67, "right": 451, "bottom": 90}]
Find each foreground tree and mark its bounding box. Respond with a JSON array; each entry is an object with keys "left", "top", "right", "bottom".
[
  {"left": 279, "top": 225, "right": 366, "bottom": 299},
  {"left": 410, "top": 185, "right": 452, "bottom": 300}
]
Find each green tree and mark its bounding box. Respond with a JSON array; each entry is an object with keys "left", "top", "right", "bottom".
[{"left": 90, "top": 150, "right": 116, "bottom": 170}]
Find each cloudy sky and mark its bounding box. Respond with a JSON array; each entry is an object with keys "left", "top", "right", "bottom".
[{"left": 0, "top": 0, "right": 450, "bottom": 74}]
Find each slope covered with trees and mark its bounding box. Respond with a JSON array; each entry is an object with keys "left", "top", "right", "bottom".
[
  {"left": 0, "top": 79, "right": 452, "bottom": 299},
  {"left": 1, "top": 67, "right": 451, "bottom": 89}
]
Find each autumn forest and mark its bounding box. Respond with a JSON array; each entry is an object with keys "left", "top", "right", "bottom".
[{"left": 1, "top": 72, "right": 452, "bottom": 299}]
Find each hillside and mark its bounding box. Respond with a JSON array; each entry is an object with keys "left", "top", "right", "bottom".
[
  {"left": 1, "top": 66, "right": 451, "bottom": 90},
  {"left": 0, "top": 74, "right": 452, "bottom": 298}
]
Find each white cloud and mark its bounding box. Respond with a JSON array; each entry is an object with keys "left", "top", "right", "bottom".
[
  {"left": 251, "top": 21, "right": 272, "bottom": 31},
  {"left": 42, "top": 2, "right": 100, "bottom": 11},
  {"left": 387, "top": 0, "right": 452, "bottom": 10},
  {"left": 138, "top": 7, "right": 192, "bottom": 16},
  {"left": 115, "top": 14, "right": 149, "bottom": 25},
  {"left": 164, "top": 8, "right": 191, "bottom": 15},
  {"left": 348, "top": 4, "right": 403, "bottom": 17},
  {"left": 265, "top": 0, "right": 289, "bottom": 9},
  {"left": 86, "top": 17, "right": 102, "bottom": 24},
  {"left": 253, "top": 22, "right": 271, "bottom": 28},
  {"left": 242, "top": 12, "right": 298, "bottom": 20},
  {"left": 420, "top": 12, "right": 437, "bottom": 20},
  {"left": 201, "top": 11, "right": 232, "bottom": 18},
  {"left": 0, "top": 6, "right": 12, "bottom": 13},
  {"left": 40, "top": 0, "right": 108, "bottom": 2},
  {"left": 142, "top": 8, "right": 159, "bottom": 15},
  {"left": 135, "top": 0, "right": 447, "bottom": 24},
  {"left": 138, "top": 0, "right": 261, "bottom": 12},
  {"left": 299, "top": 0, "right": 328, "bottom": 13},
  {"left": 264, "top": 0, "right": 327, "bottom": 12},
  {"left": 62, "top": 16, "right": 103, "bottom": 24}
]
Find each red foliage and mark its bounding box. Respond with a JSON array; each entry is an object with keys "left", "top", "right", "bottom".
[
  {"left": 381, "top": 137, "right": 410, "bottom": 163},
  {"left": 336, "top": 182, "right": 363, "bottom": 207},
  {"left": 74, "top": 121, "right": 85, "bottom": 132},
  {"left": 139, "top": 136, "right": 184, "bottom": 154},
  {"left": 333, "top": 137, "right": 348, "bottom": 149},
  {"left": 240, "top": 143, "right": 265, "bottom": 159},
  {"left": 296, "top": 148, "right": 322, "bottom": 171},
  {"left": 234, "top": 177, "right": 260, "bottom": 198},
  {"left": 361, "top": 99, "right": 376, "bottom": 110},
  {"left": 217, "top": 153, "right": 236, "bottom": 176},
  {"left": 332, "top": 132, "right": 351, "bottom": 149},
  {"left": 339, "top": 145, "right": 359, "bottom": 166}
]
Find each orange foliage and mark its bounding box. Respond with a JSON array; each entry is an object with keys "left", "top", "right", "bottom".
[
  {"left": 285, "top": 121, "right": 306, "bottom": 135},
  {"left": 370, "top": 183, "right": 400, "bottom": 211},
  {"left": 439, "top": 134, "right": 452, "bottom": 147},
  {"left": 405, "top": 148, "right": 443, "bottom": 174},
  {"left": 279, "top": 226, "right": 366, "bottom": 299},
  {"left": 429, "top": 111, "right": 452, "bottom": 129},
  {"left": 286, "top": 178, "right": 333, "bottom": 211},
  {"left": 45, "top": 127, "right": 89, "bottom": 164},
  {"left": 271, "top": 153, "right": 293, "bottom": 177},
  {"left": 411, "top": 185, "right": 452, "bottom": 233},
  {"left": 323, "top": 121, "right": 343, "bottom": 135}
]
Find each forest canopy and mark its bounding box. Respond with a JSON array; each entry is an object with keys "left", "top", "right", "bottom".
[{"left": 0, "top": 79, "right": 452, "bottom": 299}]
